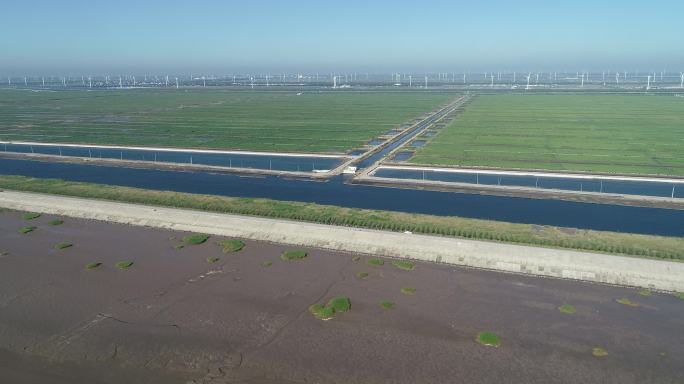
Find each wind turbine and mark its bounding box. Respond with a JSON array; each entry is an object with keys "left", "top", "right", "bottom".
[{"left": 525, "top": 73, "right": 531, "bottom": 90}]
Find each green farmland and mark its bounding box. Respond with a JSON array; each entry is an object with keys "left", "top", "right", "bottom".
[
  {"left": 0, "top": 89, "right": 453, "bottom": 154},
  {"left": 410, "top": 94, "right": 684, "bottom": 176}
]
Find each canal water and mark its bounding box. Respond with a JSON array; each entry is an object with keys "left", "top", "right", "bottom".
[
  {"left": 373, "top": 167, "right": 684, "bottom": 199},
  {"left": 1, "top": 158, "right": 683, "bottom": 237},
  {"left": 0, "top": 143, "right": 344, "bottom": 173}
]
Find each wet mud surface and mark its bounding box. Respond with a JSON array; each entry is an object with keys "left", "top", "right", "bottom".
[{"left": 1, "top": 210, "right": 682, "bottom": 383}]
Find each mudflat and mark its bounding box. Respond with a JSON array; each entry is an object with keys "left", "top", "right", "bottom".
[{"left": 0, "top": 210, "right": 682, "bottom": 383}]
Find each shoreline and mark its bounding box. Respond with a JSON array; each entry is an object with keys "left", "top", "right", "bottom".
[{"left": 1, "top": 189, "right": 683, "bottom": 291}]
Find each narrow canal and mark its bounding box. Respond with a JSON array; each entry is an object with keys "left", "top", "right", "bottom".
[{"left": 1, "top": 158, "right": 683, "bottom": 237}]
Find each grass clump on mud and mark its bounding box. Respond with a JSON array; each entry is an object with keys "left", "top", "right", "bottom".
[
  {"left": 677, "top": 292, "right": 684, "bottom": 300},
  {"left": 19, "top": 226, "right": 36, "bottom": 234},
  {"left": 3, "top": 175, "right": 684, "bottom": 261},
  {"left": 54, "top": 242, "right": 72, "bottom": 250},
  {"left": 367, "top": 258, "right": 384, "bottom": 266},
  {"left": 206, "top": 257, "right": 221, "bottom": 263},
  {"left": 356, "top": 272, "right": 369, "bottom": 280},
  {"left": 309, "top": 296, "right": 351, "bottom": 320},
  {"left": 116, "top": 261, "right": 134, "bottom": 269},
  {"left": 183, "top": 234, "right": 210, "bottom": 245},
  {"left": 85, "top": 262, "right": 102, "bottom": 270},
  {"left": 261, "top": 261, "right": 273, "bottom": 267},
  {"left": 379, "top": 300, "right": 395, "bottom": 310},
  {"left": 392, "top": 260, "right": 415, "bottom": 271},
  {"left": 22, "top": 212, "right": 41, "bottom": 220},
  {"left": 616, "top": 298, "right": 640, "bottom": 307},
  {"left": 558, "top": 304, "right": 576, "bottom": 314},
  {"left": 476, "top": 332, "right": 501, "bottom": 347},
  {"left": 48, "top": 219, "right": 64, "bottom": 226},
  {"left": 592, "top": 347, "right": 609, "bottom": 357},
  {"left": 401, "top": 287, "right": 416, "bottom": 295},
  {"left": 637, "top": 289, "right": 652, "bottom": 297},
  {"left": 281, "top": 250, "right": 307, "bottom": 261},
  {"left": 218, "top": 239, "right": 245, "bottom": 253}
]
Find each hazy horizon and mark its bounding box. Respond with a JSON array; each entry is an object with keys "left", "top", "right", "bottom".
[{"left": 2, "top": 0, "right": 683, "bottom": 75}]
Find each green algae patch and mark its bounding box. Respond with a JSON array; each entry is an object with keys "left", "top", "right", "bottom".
[
  {"left": 401, "top": 287, "right": 416, "bottom": 295},
  {"left": 558, "top": 304, "right": 576, "bottom": 314},
  {"left": 379, "top": 300, "right": 395, "bottom": 310},
  {"left": 22, "top": 212, "right": 41, "bottom": 220},
  {"left": 309, "top": 296, "right": 351, "bottom": 320},
  {"left": 392, "top": 260, "right": 415, "bottom": 271},
  {"left": 48, "top": 219, "right": 64, "bottom": 226},
  {"left": 356, "top": 272, "right": 369, "bottom": 280},
  {"left": 218, "top": 239, "right": 245, "bottom": 253},
  {"left": 281, "top": 250, "right": 307, "bottom": 261},
  {"left": 85, "top": 262, "right": 102, "bottom": 270},
  {"left": 183, "top": 234, "right": 210, "bottom": 245},
  {"left": 367, "top": 258, "right": 384, "bottom": 267},
  {"left": 20, "top": 226, "right": 36, "bottom": 234},
  {"left": 116, "top": 261, "right": 134, "bottom": 269},
  {"left": 592, "top": 347, "right": 609, "bottom": 357},
  {"left": 616, "top": 298, "right": 640, "bottom": 307},
  {"left": 476, "top": 332, "right": 501, "bottom": 347},
  {"left": 637, "top": 289, "right": 652, "bottom": 297},
  {"left": 54, "top": 242, "right": 72, "bottom": 250}
]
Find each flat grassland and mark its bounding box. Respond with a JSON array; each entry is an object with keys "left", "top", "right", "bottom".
[
  {"left": 0, "top": 89, "right": 453, "bottom": 153},
  {"left": 410, "top": 94, "right": 684, "bottom": 176}
]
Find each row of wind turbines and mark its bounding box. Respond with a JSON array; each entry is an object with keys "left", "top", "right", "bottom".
[{"left": 4, "top": 72, "right": 684, "bottom": 90}]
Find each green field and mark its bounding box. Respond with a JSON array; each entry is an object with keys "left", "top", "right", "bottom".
[
  {"left": 0, "top": 89, "right": 453, "bottom": 154},
  {"left": 410, "top": 94, "right": 684, "bottom": 176}
]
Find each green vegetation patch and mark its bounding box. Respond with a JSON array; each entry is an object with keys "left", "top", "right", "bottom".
[
  {"left": 401, "top": 287, "right": 416, "bottom": 295},
  {"left": 2, "top": 175, "right": 684, "bottom": 261},
  {"left": 281, "top": 250, "right": 308, "bottom": 261},
  {"left": 356, "top": 272, "right": 369, "bottom": 280},
  {"left": 677, "top": 292, "right": 684, "bottom": 300},
  {"left": 85, "top": 262, "right": 102, "bottom": 270},
  {"left": 476, "top": 332, "right": 501, "bottom": 347},
  {"left": 22, "top": 212, "right": 41, "bottom": 220},
  {"left": 48, "top": 219, "right": 64, "bottom": 226},
  {"left": 261, "top": 261, "right": 273, "bottom": 267},
  {"left": 183, "top": 234, "right": 210, "bottom": 245},
  {"left": 637, "top": 289, "right": 652, "bottom": 297},
  {"left": 379, "top": 300, "right": 395, "bottom": 310},
  {"left": 327, "top": 297, "right": 351, "bottom": 313},
  {"left": 0, "top": 89, "right": 452, "bottom": 154},
  {"left": 0, "top": 250, "right": 9, "bottom": 257},
  {"left": 558, "top": 304, "right": 576, "bottom": 314},
  {"left": 309, "top": 296, "right": 351, "bottom": 320},
  {"left": 411, "top": 94, "right": 684, "bottom": 176},
  {"left": 392, "top": 260, "right": 415, "bottom": 271},
  {"left": 309, "top": 304, "right": 336, "bottom": 320},
  {"left": 367, "top": 258, "right": 385, "bottom": 267},
  {"left": 19, "top": 226, "right": 36, "bottom": 234},
  {"left": 218, "top": 239, "right": 245, "bottom": 253},
  {"left": 54, "top": 242, "right": 72, "bottom": 250},
  {"left": 616, "top": 298, "right": 640, "bottom": 307},
  {"left": 116, "top": 261, "right": 134, "bottom": 269},
  {"left": 592, "top": 347, "right": 609, "bottom": 357},
  {"left": 351, "top": 255, "right": 361, "bottom": 262},
  {"left": 206, "top": 256, "right": 221, "bottom": 263}
]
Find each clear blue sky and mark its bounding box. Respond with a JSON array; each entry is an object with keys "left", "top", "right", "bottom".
[{"left": 2, "top": 0, "right": 683, "bottom": 74}]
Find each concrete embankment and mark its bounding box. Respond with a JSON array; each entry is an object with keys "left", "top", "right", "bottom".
[{"left": 1, "top": 190, "right": 682, "bottom": 291}]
